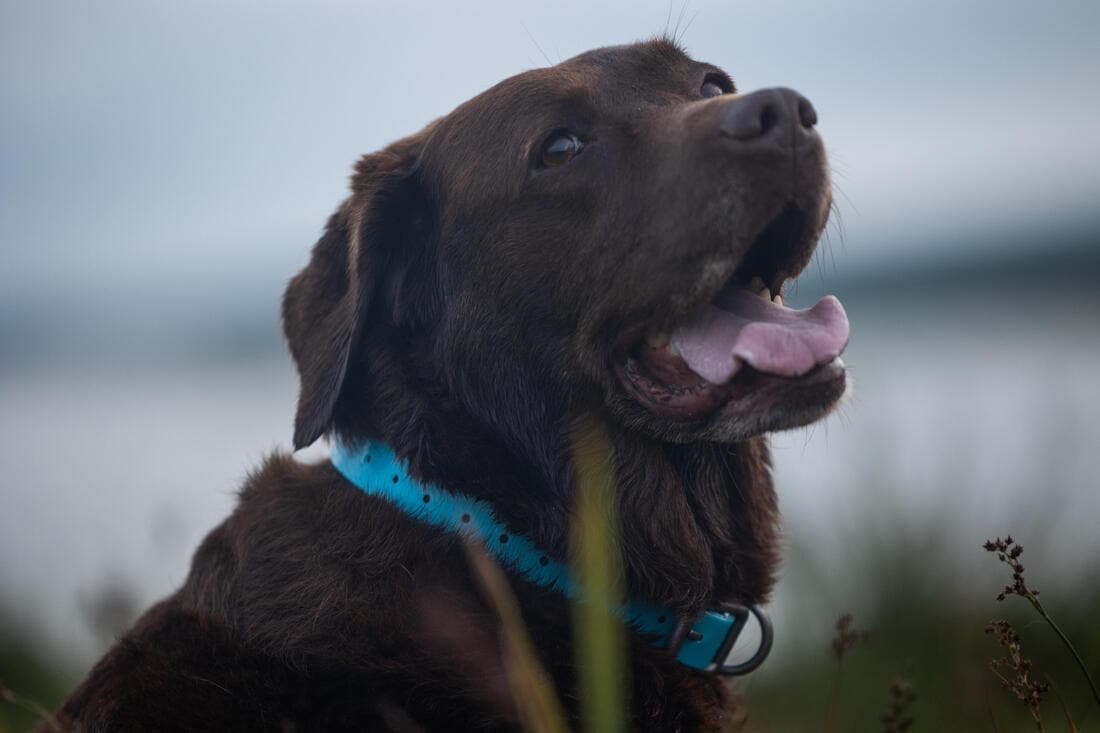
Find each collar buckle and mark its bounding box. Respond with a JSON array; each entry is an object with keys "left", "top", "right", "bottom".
[{"left": 667, "top": 603, "right": 774, "bottom": 676}]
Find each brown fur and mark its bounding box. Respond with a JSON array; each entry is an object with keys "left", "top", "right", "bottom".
[{"left": 51, "top": 39, "right": 838, "bottom": 731}]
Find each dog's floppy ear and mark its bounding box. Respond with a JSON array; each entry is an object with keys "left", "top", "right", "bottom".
[{"left": 282, "top": 136, "right": 424, "bottom": 449}]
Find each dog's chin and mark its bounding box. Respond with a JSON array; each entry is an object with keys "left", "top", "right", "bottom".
[{"left": 609, "top": 354, "right": 847, "bottom": 443}]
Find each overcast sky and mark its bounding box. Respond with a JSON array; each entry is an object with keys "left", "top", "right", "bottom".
[{"left": 2, "top": 0, "right": 1099, "bottom": 343}]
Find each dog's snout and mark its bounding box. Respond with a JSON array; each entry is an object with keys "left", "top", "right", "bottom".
[{"left": 719, "top": 87, "right": 818, "bottom": 149}]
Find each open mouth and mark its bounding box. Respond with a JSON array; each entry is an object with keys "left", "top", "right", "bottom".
[{"left": 615, "top": 205, "right": 850, "bottom": 425}]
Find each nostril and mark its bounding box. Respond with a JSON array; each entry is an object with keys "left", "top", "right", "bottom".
[
  {"left": 797, "top": 97, "right": 817, "bottom": 128},
  {"left": 719, "top": 88, "right": 817, "bottom": 145},
  {"left": 759, "top": 104, "right": 779, "bottom": 136},
  {"left": 722, "top": 95, "right": 782, "bottom": 141}
]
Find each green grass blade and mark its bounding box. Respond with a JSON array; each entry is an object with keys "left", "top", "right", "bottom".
[{"left": 570, "top": 417, "right": 627, "bottom": 733}]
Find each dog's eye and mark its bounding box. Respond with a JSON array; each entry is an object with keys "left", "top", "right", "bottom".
[
  {"left": 701, "top": 74, "right": 731, "bottom": 98},
  {"left": 540, "top": 133, "right": 583, "bottom": 168},
  {"left": 700, "top": 81, "right": 724, "bottom": 98}
]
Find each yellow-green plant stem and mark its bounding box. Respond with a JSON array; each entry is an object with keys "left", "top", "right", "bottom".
[
  {"left": 570, "top": 417, "right": 627, "bottom": 733},
  {"left": 466, "top": 545, "right": 569, "bottom": 733}
]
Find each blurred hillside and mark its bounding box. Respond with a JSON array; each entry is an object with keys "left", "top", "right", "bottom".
[{"left": 3, "top": 216, "right": 1098, "bottom": 372}]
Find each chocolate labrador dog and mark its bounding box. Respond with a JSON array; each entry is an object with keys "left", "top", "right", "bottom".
[{"left": 52, "top": 39, "right": 847, "bottom": 731}]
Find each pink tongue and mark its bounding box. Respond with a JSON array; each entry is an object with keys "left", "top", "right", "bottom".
[{"left": 670, "top": 289, "right": 849, "bottom": 384}]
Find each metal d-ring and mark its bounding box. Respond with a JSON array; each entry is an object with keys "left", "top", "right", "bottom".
[{"left": 717, "top": 603, "right": 773, "bottom": 675}]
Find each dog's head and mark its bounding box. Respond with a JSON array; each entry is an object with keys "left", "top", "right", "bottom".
[{"left": 283, "top": 39, "right": 847, "bottom": 451}]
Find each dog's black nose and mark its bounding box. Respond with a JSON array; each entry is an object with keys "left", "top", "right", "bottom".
[{"left": 719, "top": 87, "right": 818, "bottom": 149}]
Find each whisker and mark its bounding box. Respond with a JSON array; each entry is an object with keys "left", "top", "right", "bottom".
[
  {"left": 822, "top": 228, "right": 837, "bottom": 280},
  {"left": 672, "top": 0, "right": 690, "bottom": 46},
  {"left": 680, "top": 8, "right": 702, "bottom": 44},
  {"left": 831, "top": 179, "right": 859, "bottom": 218},
  {"left": 520, "top": 22, "right": 553, "bottom": 67}
]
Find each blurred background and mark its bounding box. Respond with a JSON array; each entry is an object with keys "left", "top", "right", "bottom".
[{"left": 2, "top": 1, "right": 1098, "bottom": 730}]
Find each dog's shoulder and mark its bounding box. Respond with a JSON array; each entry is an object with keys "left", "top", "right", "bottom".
[
  {"left": 180, "top": 451, "right": 470, "bottom": 651},
  {"left": 183, "top": 451, "right": 421, "bottom": 607},
  {"left": 52, "top": 455, "right": 470, "bottom": 730}
]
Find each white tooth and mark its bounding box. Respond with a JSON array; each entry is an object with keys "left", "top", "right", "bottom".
[
  {"left": 772, "top": 294, "right": 783, "bottom": 306},
  {"left": 645, "top": 332, "right": 669, "bottom": 348}
]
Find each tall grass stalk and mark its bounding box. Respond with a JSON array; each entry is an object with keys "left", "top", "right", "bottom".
[
  {"left": 466, "top": 545, "right": 569, "bottom": 733},
  {"left": 0, "top": 680, "right": 62, "bottom": 732},
  {"left": 824, "top": 613, "right": 868, "bottom": 732},
  {"left": 570, "top": 417, "right": 627, "bottom": 733},
  {"left": 984, "top": 537, "right": 1100, "bottom": 711},
  {"left": 1045, "top": 675, "right": 1081, "bottom": 733}
]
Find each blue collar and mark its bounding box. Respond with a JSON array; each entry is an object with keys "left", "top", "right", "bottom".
[{"left": 329, "top": 439, "right": 772, "bottom": 675}]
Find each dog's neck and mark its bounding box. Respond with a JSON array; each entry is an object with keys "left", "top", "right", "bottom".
[
  {"left": 336, "top": 338, "right": 781, "bottom": 615},
  {"left": 604, "top": 429, "right": 780, "bottom": 614}
]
